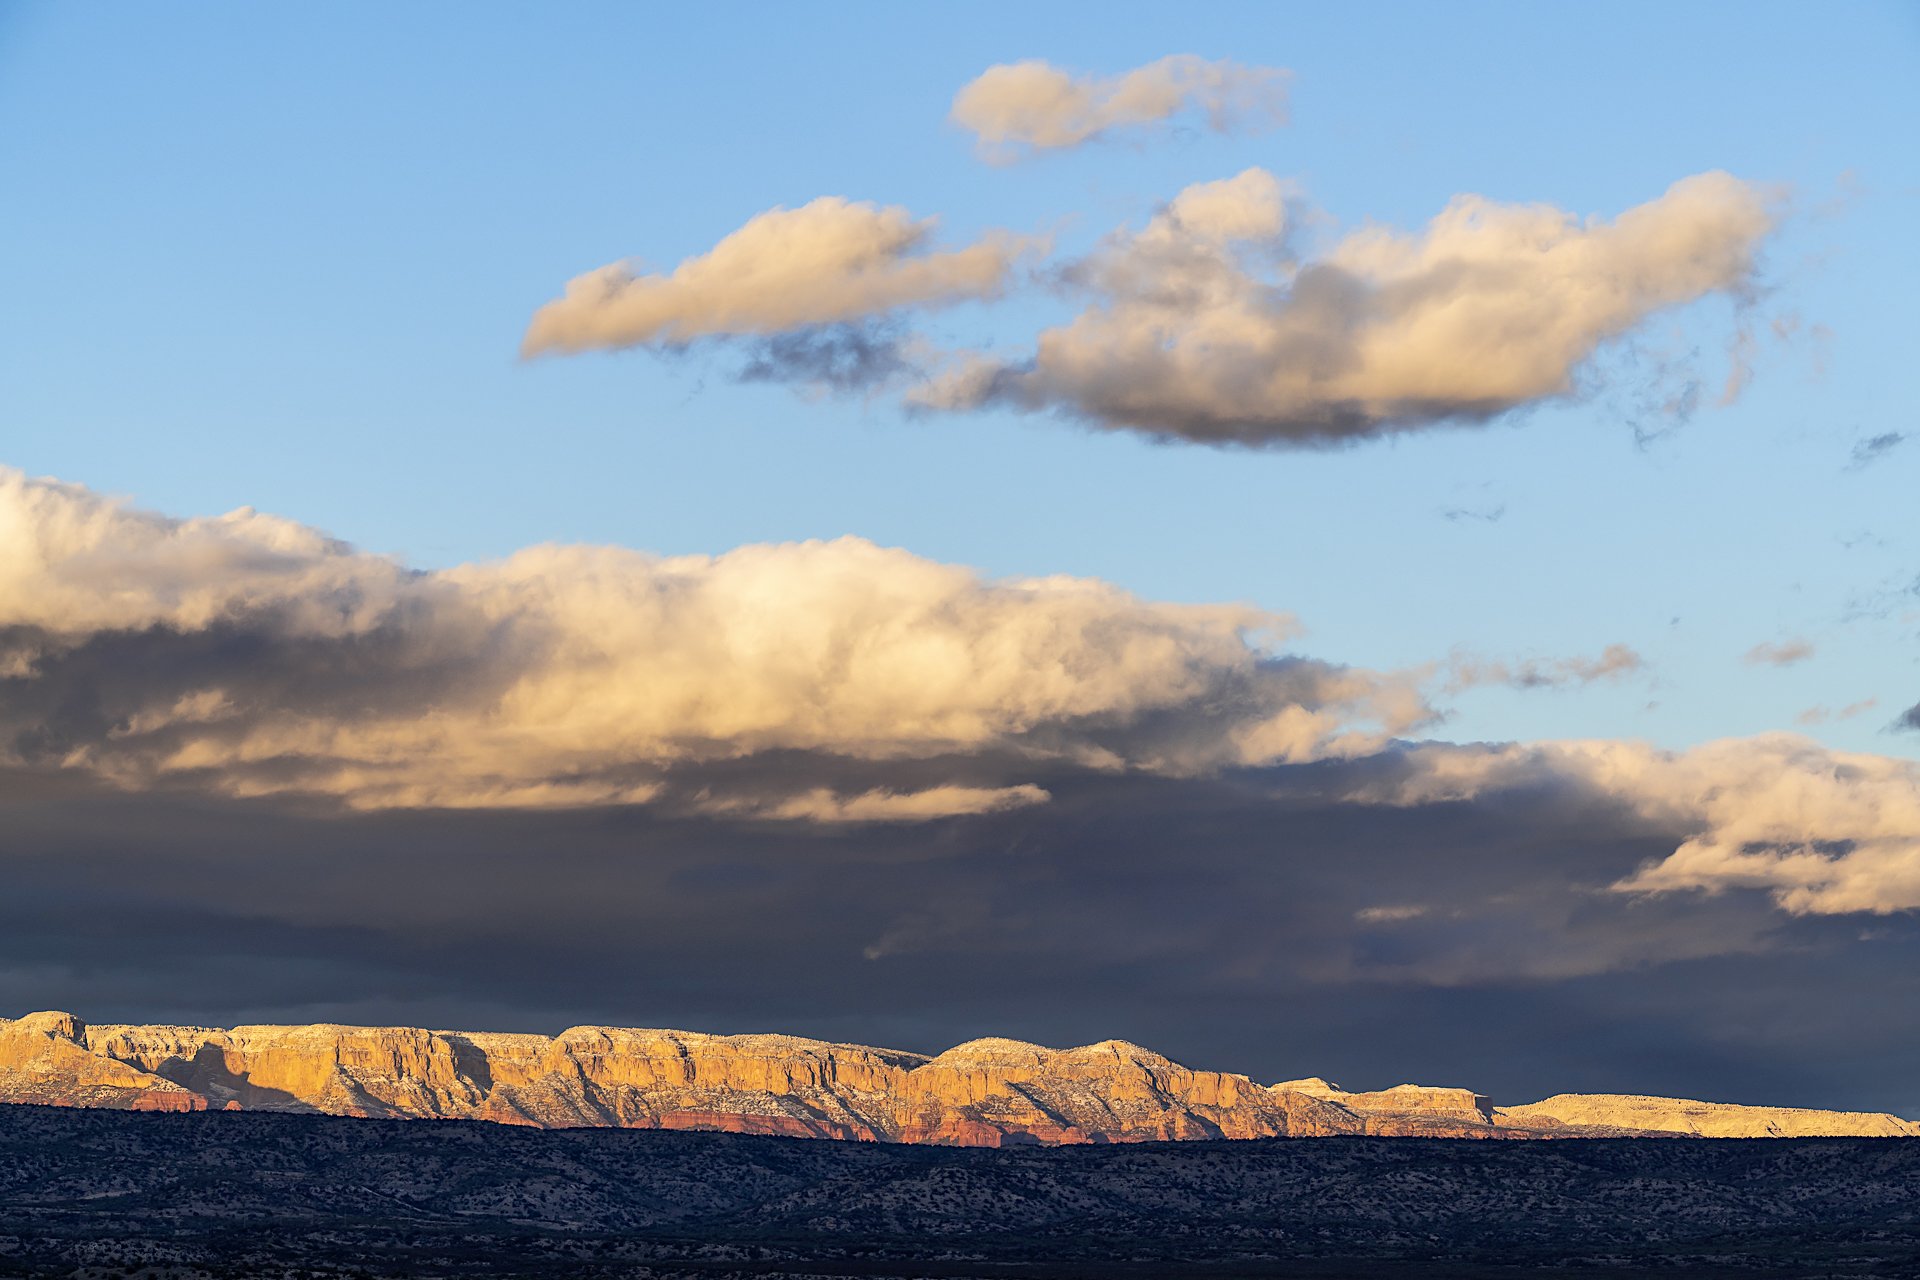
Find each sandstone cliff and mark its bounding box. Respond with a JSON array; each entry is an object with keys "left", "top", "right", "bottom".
[
  {"left": 1500, "top": 1093, "right": 1920, "bottom": 1138},
  {"left": 0, "top": 1012, "right": 206, "bottom": 1113},
  {"left": 2, "top": 1012, "right": 1911, "bottom": 1145},
  {"left": 1273, "top": 1076, "right": 1502, "bottom": 1135}
]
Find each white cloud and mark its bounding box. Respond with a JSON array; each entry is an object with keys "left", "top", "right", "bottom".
[
  {"left": 922, "top": 170, "right": 1777, "bottom": 445},
  {"left": 522, "top": 197, "right": 1039, "bottom": 355},
  {"left": 950, "top": 55, "right": 1288, "bottom": 161},
  {"left": 0, "top": 469, "right": 1427, "bottom": 814}
]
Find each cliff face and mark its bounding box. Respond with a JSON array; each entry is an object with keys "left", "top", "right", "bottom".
[
  {"left": 3, "top": 1012, "right": 1911, "bottom": 1145},
  {"left": 1500, "top": 1094, "right": 1920, "bottom": 1138},
  {"left": 0, "top": 1012, "right": 206, "bottom": 1113},
  {"left": 70, "top": 1022, "right": 1371, "bottom": 1143},
  {"left": 1274, "top": 1077, "right": 1502, "bottom": 1136}
]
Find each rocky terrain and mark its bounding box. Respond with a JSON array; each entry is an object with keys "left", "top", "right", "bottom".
[
  {"left": 3, "top": 1010, "right": 1914, "bottom": 1147},
  {"left": 1, "top": 1106, "right": 1917, "bottom": 1278}
]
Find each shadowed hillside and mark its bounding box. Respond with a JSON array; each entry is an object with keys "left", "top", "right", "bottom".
[{"left": 1, "top": 1105, "right": 1917, "bottom": 1278}]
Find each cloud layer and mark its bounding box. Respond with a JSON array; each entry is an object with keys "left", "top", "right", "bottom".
[
  {"left": 522, "top": 198, "right": 1036, "bottom": 356},
  {"left": 1379, "top": 736, "right": 1920, "bottom": 916},
  {"left": 6, "top": 471, "right": 1915, "bottom": 916},
  {"left": 0, "top": 469, "right": 1425, "bottom": 814},
  {"left": 919, "top": 169, "right": 1776, "bottom": 444},
  {"left": 951, "top": 56, "right": 1289, "bottom": 161}
]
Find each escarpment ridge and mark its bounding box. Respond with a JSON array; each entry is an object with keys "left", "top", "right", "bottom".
[{"left": 3, "top": 1011, "right": 1913, "bottom": 1145}]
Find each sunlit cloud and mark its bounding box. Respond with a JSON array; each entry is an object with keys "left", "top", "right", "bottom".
[
  {"left": 521, "top": 197, "right": 1041, "bottom": 357},
  {"left": 1367, "top": 736, "right": 1920, "bottom": 916},
  {"left": 0, "top": 469, "right": 1426, "bottom": 815},
  {"left": 7, "top": 470, "right": 1915, "bottom": 917},
  {"left": 717, "top": 784, "right": 1052, "bottom": 824},
  {"left": 915, "top": 170, "right": 1777, "bottom": 446},
  {"left": 951, "top": 55, "right": 1288, "bottom": 162}
]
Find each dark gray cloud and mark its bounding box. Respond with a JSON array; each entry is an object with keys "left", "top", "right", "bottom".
[
  {"left": 1895, "top": 700, "right": 1920, "bottom": 733},
  {"left": 736, "top": 323, "right": 913, "bottom": 394},
  {"left": 3, "top": 760, "right": 1915, "bottom": 1118}
]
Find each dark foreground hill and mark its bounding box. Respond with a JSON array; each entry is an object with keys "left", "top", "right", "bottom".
[{"left": 2, "top": 1106, "right": 1917, "bottom": 1279}]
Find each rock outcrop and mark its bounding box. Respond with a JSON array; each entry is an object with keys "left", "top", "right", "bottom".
[
  {"left": 2, "top": 1012, "right": 1912, "bottom": 1145},
  {"left": 1274, "top": 1077, "right": 1501, "bottom": 1135},
  {"left": 1500, "top": 1093, "right": 1920, "bottom": 1138},
  {"left": 0, "top": 1012, "right": 207, "bottom": 1113}
]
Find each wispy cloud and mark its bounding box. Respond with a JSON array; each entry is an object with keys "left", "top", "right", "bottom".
[
  {"left": 736, "top": 323, "right": 916, "bottom": 396},
  {"left": 1794, "top": 698, "right": 1877, "bottom": 726},
  {"left": 951, "top": 55, "right": 1288, "bottom": 162},
  {"left": 1744, "top": 638, "right": 1815, "bottom": 667},
  {"left": 1847, "top": 431, "right": 1907, "bottom": 471},
  {"left": 1355, "top": 904, "right": 1429, "bottom": 924},
  {"left": 730, "top": 784, "right": 1050, "bottom": 824},
  {"left": 1444, "top": 643, "right": 1647, "bottom": 692},
  {"left": 1441, "top": 504, "right": 1506, "bottom": 524}
]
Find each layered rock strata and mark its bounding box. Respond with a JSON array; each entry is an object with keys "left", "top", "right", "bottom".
[
  {"left": 3, "top": 1012, "right": 1913, "bottom": 1144},
  {"left": 1502, "top": 1093, "right": 1920, "bottom": 1138}
]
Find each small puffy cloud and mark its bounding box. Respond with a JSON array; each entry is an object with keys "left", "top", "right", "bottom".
[
  {"left": 1445, "top": 643, "right": 1646, "bottom": 693},
  {"left": 1744, "top": 638, "right": 1815, "bottom": 667},
  {"left": 521, "top": 197, "right": 1038, "bottom": 356},
  {"left": 0, "top": 469, "right": 1429, "bottom": 815},
  {"left": 951, "top": 55, "right": 1288, "bottom": 161},
  {"left": 1369, "top": 735, "right": 1920, "bottom": 916},
  {"left": 1896, "top": 701, "right": 1920, "bottom": 733},
  {"left": 922, "top": 170, "right": 1776, "bottom": 446}
]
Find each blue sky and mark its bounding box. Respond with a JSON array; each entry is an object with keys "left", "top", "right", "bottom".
[{"left": 1, "top": 0, "right": 1914, "bottom": 758}]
